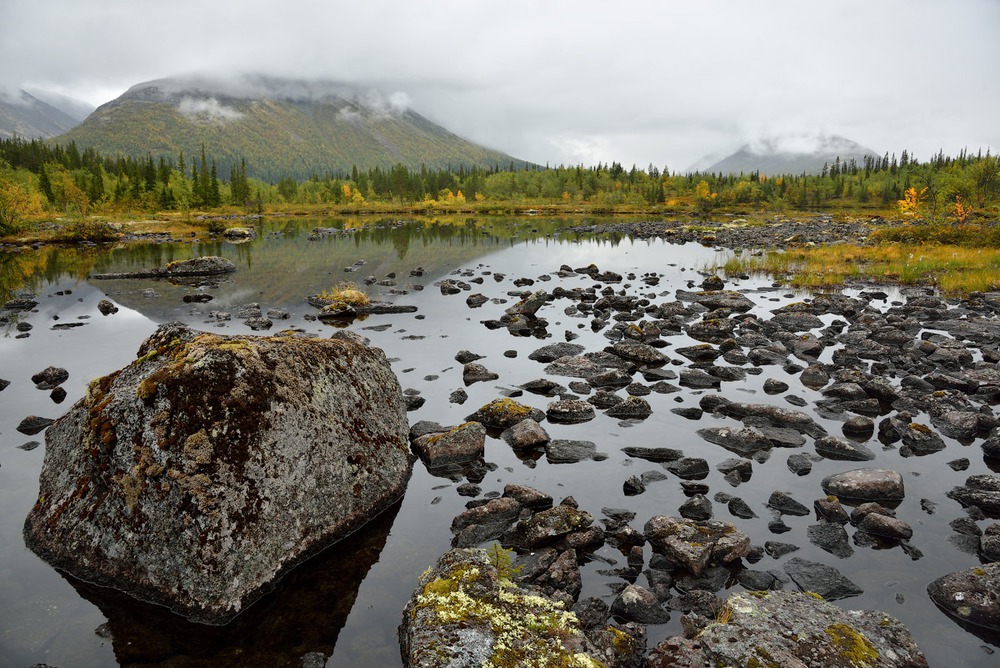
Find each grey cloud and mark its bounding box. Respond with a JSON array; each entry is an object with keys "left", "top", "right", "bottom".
[{"left": 2, "top": 0, "right": 998, "bottom": 168}]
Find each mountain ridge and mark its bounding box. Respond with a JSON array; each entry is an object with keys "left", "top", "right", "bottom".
[
  {"left": 690, "top": 133, "right": 880, "bottom": 176},
  {"left": 0, "top": 89, "right": 83, "bottom": 139},
  {"left": 52, "top": 74, "right": 530, "bottom": 180}
]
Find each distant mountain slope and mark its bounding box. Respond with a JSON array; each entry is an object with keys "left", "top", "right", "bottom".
[
  {"left": 53, "top": 75, "right": 529, "bottom": 179},
  {"left": 0, "top": 89, "right": 82, "bottom": 139},
  {"left": 693, "top": 133, "right": 880, "bottom": 176},
  {"left": 23, "top": 89, "right": 95, "bottom": 122}
]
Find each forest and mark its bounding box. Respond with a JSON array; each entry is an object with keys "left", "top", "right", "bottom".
[{"left": 1, "top": 136, "right": 998, "bottom": 234}]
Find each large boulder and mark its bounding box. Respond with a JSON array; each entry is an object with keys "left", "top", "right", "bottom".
[
  {"left": 648, "top": 590, "right": 927, "bottom": 667},
  {"left": 400, "top": 548, "right": 642, "bottom": 668},
  {"left": 23, "top": 323, "right": 413, "bottom": 624}
]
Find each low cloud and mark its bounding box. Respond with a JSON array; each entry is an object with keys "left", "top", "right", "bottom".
[{"left": 177, "top": 96, "right": 244, "bottom": 123}]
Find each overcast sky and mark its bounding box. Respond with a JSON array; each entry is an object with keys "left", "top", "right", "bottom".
[{"left": 2, "top": 0, "right": 997, "bottom": 170}]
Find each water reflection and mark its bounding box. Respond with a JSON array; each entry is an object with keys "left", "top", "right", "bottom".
[{"left": 61, "top": 501, "right": 401, "bottom": 668}]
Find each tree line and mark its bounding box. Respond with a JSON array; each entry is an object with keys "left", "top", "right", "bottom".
[{"left": 1, "top": 136, "right": 998, "bottom": 233}]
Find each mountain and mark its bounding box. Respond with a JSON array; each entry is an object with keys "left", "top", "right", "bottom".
[
  {"left": 0, "top": 89, "right": 83, "bottom": 139},
  {"left": 53, "top": 75, "right": 529, "bottom": 179},
  {"left": 23, "top": 88, "right": 96, "bottom": 122},
  {"left": 692, "top": 133, "right": 880, "bottom": 176}
]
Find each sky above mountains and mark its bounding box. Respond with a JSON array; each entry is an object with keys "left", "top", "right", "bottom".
[{"left": 2, "top": 0, "right": 997, "bottom": 170}]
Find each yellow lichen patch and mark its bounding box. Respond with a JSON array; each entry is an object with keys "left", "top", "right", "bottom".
[
  {"left": 825, "top": 622, "right": 879, "bottom": 667},
  {"left": 414, "top": 555, "right": 606, "bottom": 668}
]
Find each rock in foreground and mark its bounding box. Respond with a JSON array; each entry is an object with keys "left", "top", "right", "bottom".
[
  {"left": 400, "top": 548, "right": 642, "bottom": 668},
  {"left": 24, "top": 323, "right": 413, "bottom": 624},
  {"left": 648, "top": 589, "right": 927, "bottom": 667},
  {"left": 927, "top": 562, "right": 1000, "bottom": 633}
]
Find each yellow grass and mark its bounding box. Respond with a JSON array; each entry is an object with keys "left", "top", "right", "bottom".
[
  {"left": 716, "top": 243, "right": 1000, "bottom": 295},
  {"left": 318, "top": 282, "right": 371, "bottom": 306}
]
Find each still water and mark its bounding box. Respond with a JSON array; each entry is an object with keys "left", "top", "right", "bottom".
[{"left": 0, "top": 217, "right": 995, "bottom": 667}]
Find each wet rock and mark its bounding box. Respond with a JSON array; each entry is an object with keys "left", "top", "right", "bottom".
[
  {"left": 546, "top": 399, "right": 595, "bottom": 424},
  {"left": 527, "top": 342, "right": 585, "bottom": 363},
  {"left": 927, "top": 562, "right": 1000, "bottom": 633},
  {"left": 763, "top": 378, "right": 789, "bottom": 394},
  {"left": 647, "top": 590, "right": 926, "bottom": 668},
  {"left": 623, "top": 475, "right": 645, "bottom": 496},
  {"left": 462, "top": 362, "right": 499, "bottom": 385},
  {"left": 504, "top": 289, "right": 549, "bottom": 317},
  {"left": 97, "top": 299, "right": 118, "bottom": 315},
  {"left": 822, "top": 468, "right": 905, "bottom": 504},
  {"left": 679, "top": 494, "right": 713, "bottom": 521},
  {"left": 783, "top": 557, "right": 863, "bottom": 600},
  {"left": 679, "top": 369, "right": 721, "bottom": 389},
  {"left": 455, "top": 350, "right": 485, "bottom": 364},
  {"left": 49, "top": 386, "right": 67, "bottom": 404},
  {"left": 787, "top": 453, "right": 818, "bottom": 476},
  {"left": 675, "top": 344, "right": 721, "bottom": 364},
  {"left": 611, "top": 584, "right": 670, "bottom": 624},
  {"left": 605, "top": 396, "right": 652, "bottom": 419},
  {"left": 465, "top": 293, "right": 488, "bottom": 308},
  {"left": 676, "top": 289, "right": 755, "bottom": 312},
  {"left": 697, "top": 426, "right": 773, "bottom": 456},
  {"left": 815, "top": 435, "right": 876, "bottom": 462},
  {"left": 765, "top": 541, "right": 799, "bottom": 558},
  {"left": 0, "top": 378, "right": 9, "bottom": 391},
  {"left": 621, "top": 446, "right": 683, "bottom": 463},
  {"left": 545, "top": 439, "right": 602, "bottom": 464},
  {"left": 686, "top": 318, "right": 736, "bottom": 343},
  {"left": 24, "top": 323, "right": 412, "bottom": 624},
  {"left": 857, "top": 513, "right": 914, "bottom": 541},
  {"left": 502, "top": 484, "right": 553, "bottom": 511},
  {"left": 727, "top": 497, "right": 757, "bottom": 519},
  {"left": 588, "top": 390, "right": 624, "bottom": 409},
  {"left": 843, "top": 415, "right": 875, "bottom": 440},
  {"left": 767, "top": 491, "right": 810, "bottom": 516},
  {"left": 448, "top": 389, "right": 468, "bottom": 405},
  {"left": 644, "top": 516, "right": 750, "bottom": 575},
  {"left": 506, "top": 505, "right": 594, "bottom": 550},
  {"left": 31, "top": 366, "right": 69, "bottom": 390},
  {"left": 451, "top": 497, "right": 523, "bottom": 547},
  {"left": 519, "top": 378, "right": 567, "bottom": 396},
  {"left": 401, "top": 548, "right": 634, "bottom": 668},
  {"left": 500, "top": 418, "right": 550, "bottom": 450},
  {"left": 814, "top": 497, "right": 851, "bottom": 524},
  {"left": 800, "top": 363, "right": 830, "bottom": 389},
  {"left": 901, "top": 423, "right": 946, "bottom": 455},
  {"left": 544, "top": 355, "right": 604, "bottom": 379},
  {"left": 947, "top": 475, "right": 1000, "bottom": 516},
  {"left": 934, "top": 410, "right": 982, "bottom": 440},
  {"left": 714, "top": 399, "right": 827, "bottom": 438},
  {"left": 587, "top": 368, "right": 633, "bottom": 389},
  {"left": 16, "top": 415, "right": 54, "bottom": 435},
  {"left": 411, "top": 422, "right": 486, "bottom": 467},
  {"left": 807, "top": 522, "right": 854, "bottom": 558},
  {"left": 608, "top": 340, "right": 668, "bottom": 366},
  {"left": 664, "top": 457, "right": 710, "bottom": 480},
  {"left": 466, "top": 398, "right": 544, "bottom": 431}
]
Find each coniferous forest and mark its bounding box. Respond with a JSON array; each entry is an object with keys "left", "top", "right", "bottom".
[{"left": 1, "top": 136, "right": 998, "bottom": 234}]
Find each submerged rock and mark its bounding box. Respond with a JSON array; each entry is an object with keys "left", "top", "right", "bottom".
[
  {"left": 23, "top": 323, "right": 412, "bottom": 624},
  {"left": 647, "top": 590, "right": 927, "bottom": 668}
]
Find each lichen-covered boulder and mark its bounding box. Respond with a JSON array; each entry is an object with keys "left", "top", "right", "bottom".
[
  {"left": 647, "top": 590, "right": 927, "bottom": 668},
  {"left": 928, "top": 562, "right": 1000, "bottom": 632},
  {"left": 400, "top": 548, "right": 642, "bottom": 668},
  {"left": 24, "top": 322, "right": 413, "bottom": 624}
]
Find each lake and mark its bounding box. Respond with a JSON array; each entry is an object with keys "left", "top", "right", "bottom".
[{"left": 0, "top": 216, "right": 996, "bottom": 667}]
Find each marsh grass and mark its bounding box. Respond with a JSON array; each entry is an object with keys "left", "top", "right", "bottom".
[
  {"left": 318, "top": 282, "right": 371, "bottom": 305},
  {"left": 717, "top": 244, "right": 1000, "bottom": 295}
]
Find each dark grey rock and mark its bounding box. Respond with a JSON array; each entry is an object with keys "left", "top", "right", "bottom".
[
  {"left": 783, "top": 557, "right": 863, "bottom": 600},
  {"left": 644, "top": 516, "right": 750, "bottom": 575},
  {"left": 814, "top": 435, "right": 876, "bottom": 462},
  {"left": 611, "top": 584, "right": 670, "bottom": 624},
  {"left": 821, "top": 468, "right": 905, "bottom": 503},
  {"left": 31, "top": 366, "right": 69, "bottom": 390},
  {"left": 24, "top": 323, "right": 412, "bottom": 624}
]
